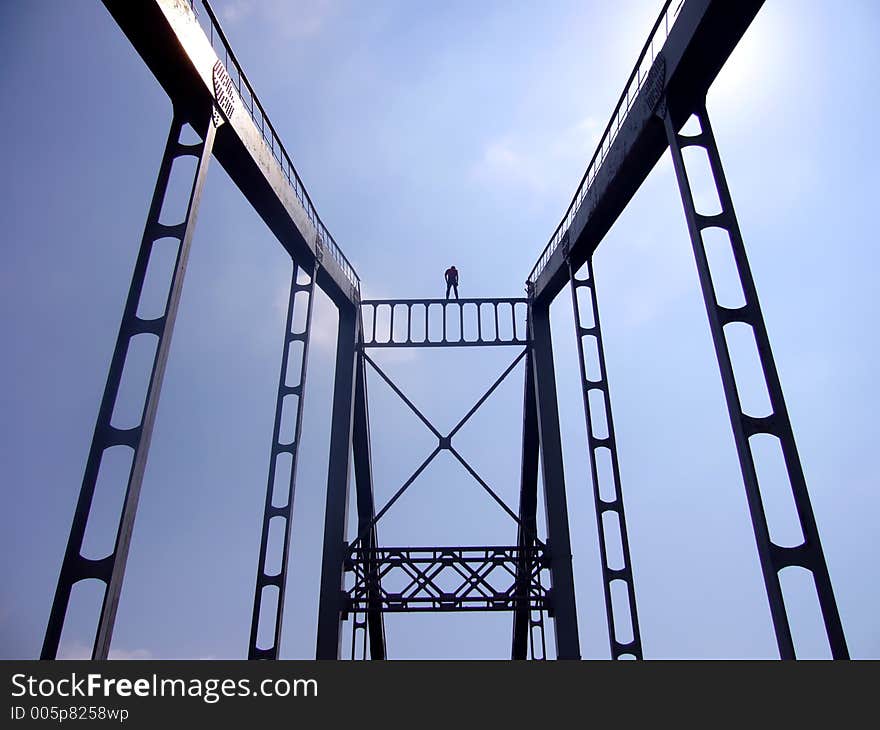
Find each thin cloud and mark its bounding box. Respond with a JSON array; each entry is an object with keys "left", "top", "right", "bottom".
[
  {"left": 220, "top": 0, "right": 256, "bottom": 24},
  {"left": 470, "top": 115, "right": 607, "bottom": 198},
  {"left": 218, "top": 0, "right": 336, "bottom": 39},
  {"left": 470, "top": 136, "right": 535, "bottom": 191}
]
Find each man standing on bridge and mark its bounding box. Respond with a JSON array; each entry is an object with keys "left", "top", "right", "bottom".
[{"left": 444, "top": 265, "right": 459, "bottom": 300}]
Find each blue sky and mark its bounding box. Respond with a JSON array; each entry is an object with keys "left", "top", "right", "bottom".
[{"left": 1, "top": 0, "right": 877, "bottom": 659}]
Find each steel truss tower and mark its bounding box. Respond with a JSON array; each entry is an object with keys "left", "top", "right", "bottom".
[{"left": 43, "top": 0, "right": 848, "bottom": 659}]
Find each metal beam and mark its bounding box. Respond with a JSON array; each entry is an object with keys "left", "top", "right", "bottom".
[
  {"left": 347, "top": 546, "right": 548, "bottom": 613},
  {"left": 528, "top": 0, "right": 764, "bottom": 305},
  {"left": 512, "top": 351, "right": 541, "bottom": 659},
  {"left": 315, "top": 304, "right": 359, "bottom": 659},
  {"left": 664, "top": 100, "right": 848, "bottom": 659},
  {"left": 101, "top": 0, "right": 360, "bottom": 308},
  {"left": 43, "top": 109, "right": 216, "bottom": 659},
  {"left": 360, "top": 298, "right": 529, "bottom": 348},
  {"left": 352, "top": 351, "right": 386, "bottom": 660},
  {"left": 529, "top": 303, "right": 581, "bottom": 659},
  {"left": 248, "top": 260, "right": 317, "bottom": 659},
  {"left": 568, "top": 256, "right": 642, "bottom": 659},
  {"left": 363, "top": 298, "right": 528, "bottom": 306}
]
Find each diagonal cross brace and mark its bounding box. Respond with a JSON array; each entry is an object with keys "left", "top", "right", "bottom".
[
  {"left": 357, "top": 349, "right": 530, "bottom": 542},
  {"left": 347, "top": 547, "right": 548, "bottom": 612}
]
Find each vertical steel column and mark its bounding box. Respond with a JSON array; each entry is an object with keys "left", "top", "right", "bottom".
[
  {"left": 42, "top": 109, "right": 217, "bottom": 659},
  {"left": 248, "top": 260, "right": 318, "bottom": 659},
  {"left": 529, "top": 302, "right": 581, "bottom": 659},
  {"left": 512, "top": 351, "right": 540, "bottom": 659},
  {"left": 315, "top": 304, "right": 359, "bottom": 659},
  {"left": 351, "top": 347, "right": 386, "bottom": 659},
  {"left": 568, "top": 256, "right": 643, "bottom": 659},
  {"left": 663, "top": 100, "right": 848, "bottom": 659}
]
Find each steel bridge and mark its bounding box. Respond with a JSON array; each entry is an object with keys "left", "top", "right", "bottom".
[{"left": 43, "top": 0, "right": 848, "bottom": 660}]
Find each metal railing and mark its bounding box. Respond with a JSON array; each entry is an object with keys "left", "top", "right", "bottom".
[
  {"left": 184, "top": 0, "right": 682, "bottom": 294},
  {"left": 187, "top": 0, "right": 360, "bottom": 291},
  {"left": 527, "top": 0, "right": 683, "bottom": 287}
]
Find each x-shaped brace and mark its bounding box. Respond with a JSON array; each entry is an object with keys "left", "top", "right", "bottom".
[{"left": 353, "top": 348, "right": 534, "bottom": 547}]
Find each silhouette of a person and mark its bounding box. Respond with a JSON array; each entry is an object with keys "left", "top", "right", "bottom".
[{"left": 444, "top": 265, "right": 459, "bottom": 300}]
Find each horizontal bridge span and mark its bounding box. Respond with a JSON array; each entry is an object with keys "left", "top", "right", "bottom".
[
  {"left": 360, "top": 298, "right": 530, "bottom": 348},
  {"left": 346, "top": 545, "right": 548, "bottom": 614},
  {"left": 527, "top": 0, "right": 764, "bottom": 305},
  {"left": 103, "top": 0, "right": 361, "bottom": 308},
  {"left": 362, "top": 297, "right": 527, "bottom": 307}
]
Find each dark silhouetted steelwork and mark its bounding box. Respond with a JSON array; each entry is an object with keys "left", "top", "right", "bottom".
[
  {"left": 350, "top": 351, "right": 386, "bottom": 660},
  {"left": 527, "top": 0, "right": 765, "bottom": 304},
  {"left": 512, "top": 350, "right": 547, "bottom": 660},
  {"left": 316, "top": 307, "right": 360, "bottom": 660},
  {"left": 663, "top": 100, "right": 848, "bottom": 659},
  {"left": 340, "top": 327, "right": 555, "bottom": 659},
  {"left": 567, "top": 253, "right": 643, "bottom": 660},
  {"left": 43, "top": 0, "right": 848, "bottom": 661},
  {"left": 191, "top": 0, "right": 359, "bottom": 291},
  {"left": 248, "top": 261, "right": 318, "bottom": 660},
  {"left": 529, "top": 0, "right": 683, "bottom": 287},
  {"left": 529, "top": 303, "right": 581, "bottom": 659},
  {"left": 359, "top": 347, "right": 528, "bottom": 530},
  {"left": 43, "top": 110, "right": 217, "bottom": 659},
  {"left": 330, "top": 306, "right": 556, "bottom": 658},
  {"left": 346, "top": 546, "right": 548, "bottom": 613},
  {"left": 360, "top": 298, "right": 529, "bottom": 348},
  {"left": 102, "top": 0, "right": 359, "bottom": 307}
]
